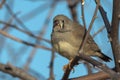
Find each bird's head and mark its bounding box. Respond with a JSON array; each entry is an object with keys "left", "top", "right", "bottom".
[{"left": 53, "top": 15, "right": 72, "bottom": 32}]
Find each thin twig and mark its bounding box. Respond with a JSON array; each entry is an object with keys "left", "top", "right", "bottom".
[
  {"left": 5, "top": 3, "right": 33, "bottom": 33},
  {"left": 1, "top": 12, "right": 20, "bottom": 31},
  {"left": 48, "top": 49, "right": 55, "bottom": 80},
  {"left": 81, "top": 1, "right": 86, "bottom": 29},
  {"left": 92, "top": 26, "right": 105, "bottom": 38},
  {"left": 23, "top": 48, "right": 36, "bottom": 71},
  {"left": 95, "top": 0, "right": 111, "bottom": 33},
  {"left": 0, "top": 30, "right": 52, "bottom": 51},
  {"left": 69, "top": 71, "right": 110, "bottom": 80},
  {"left": 2, "top": 18, "right": 12, "bottom": 31},
  {"left": 39, "top": 0, "right": 56, "bottom": 36},
  {"left": 0, "top": 20, "right": 50, "bottom": 43},
  {"left": 20, "top": 3, "right": 51, "bottom": 22},
  {"left": 67, "top": 0, "right": 79, "bottom": 22}
]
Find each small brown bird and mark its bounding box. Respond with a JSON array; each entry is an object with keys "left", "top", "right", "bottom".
[{"left": 51, "top": 15, "right": 111, "bottom": 70}]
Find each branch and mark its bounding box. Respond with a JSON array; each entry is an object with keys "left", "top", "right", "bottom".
[
  {"left": 95, "top": 0, "right": 111, "bottom": 33},
  {"left": 81, "top": 0, "right": 86, "bottom": 29},
  {"left": 20, "top": 3, "right": 51, "bottom": 22},
  {"left": 65, "top": 54, "right": 120, "bottom": 80},
  {"left": 1, "top": 16, "right": 14, "bottom": 31},
  {"left": 48, "top": 49, "right": 55, "bottom": 80},
  {"left": 77, "top": 54, "right": 119, "bottom": 79},
  {"left": 110, "top": 0, "right": 120, "bottom": 72},
  {"left": 0, "top": 30, "right": 52, "bottom": 51},
  {"left": 39, "top": 0, "right": 56, "bottom": 37},
  {"left": 23, "top": 48, "right": 36, "bottom": 72},
  {"left": 92, "top": 26, "right": 105, "bottom": 38},
  {"left": 67, "top": 0, "right": 79, "bottom": 22},
  {"left": 0, "top": 20, "right": 50, "bottom": 43},
  {"left": 5, "top": 3, "right": 31, "bottom": 32},
  {"left": 69, "top": 71, "right": 110, "bottom": 80},
  {"left": 0, "top": 63, "right": 36, "bottom": 80},
  {"left": 84, "top": 62, "right": 92, "bottom": 75}
]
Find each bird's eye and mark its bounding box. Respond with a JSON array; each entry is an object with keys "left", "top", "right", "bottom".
[
  {"left": 62, "top": 20, "right": 64, "bottom": 23},
  {"left": 54, "top": 20, "right": 59, "bottom": 24},
  {"left": 53, "top": 20, "right": 59, "bottom": 27},
  {"left": 53, "top": 19, "right": 64, "bottom": 29}
]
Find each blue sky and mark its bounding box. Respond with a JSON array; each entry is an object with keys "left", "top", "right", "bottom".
[{"left": 0, "top": 0, "right": 118, "bottom": 80}]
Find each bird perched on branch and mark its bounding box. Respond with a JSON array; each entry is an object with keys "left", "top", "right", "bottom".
[{"left": 51, "top": 15, "right": 111, "bottom": 71}]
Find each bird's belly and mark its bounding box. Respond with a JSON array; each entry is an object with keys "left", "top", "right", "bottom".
[{"left": 53, "top": 41, "right": 78, "bottom": 60}]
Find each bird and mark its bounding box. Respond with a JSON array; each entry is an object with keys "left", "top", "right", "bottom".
[{"left": 51, "top": 15, "right": 111, "bottom": 71}]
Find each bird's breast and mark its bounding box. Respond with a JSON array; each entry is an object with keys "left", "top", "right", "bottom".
[
  {"left": 53, "top": 41, "right": 78, "bottom": 59},
  {"left": 58, "top": 41, "right": 73, "bottom": 52}
]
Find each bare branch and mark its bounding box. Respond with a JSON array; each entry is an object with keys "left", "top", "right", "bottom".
[
  {"left": 95, "top": 0, "right": 111, "bottom": 33},
  {"left": 81, "top": 0, "right": 86, "bottom": 29},
  {"left": 63, "top": 54, "right": 119, "bottom": 80},
  {"left": 92, "top": 26, "right": 105, "bottom": 38},
  {"left": 0, "top": 63, "right": 36, "bottom": 80},
  {"left": 23, "top": 48, "right": 36, "bottom": 72},
  {"left": 69, "top": 71, "right": 110, "bottom": 80},
  {"left": 0, "top": 20, "right": 50, "bottom": 43},
  {"left": 77, "top": 54, "right": 119, "bottom": 79},
  {"left": 39, "top": 0, "right": 56, "bottom": 36},
  {"left": 20, "top": 3, "right": 51, "bottom": 22},
  {"left": 67, "top": 0, "right": 79, "bottom": 22},
  {"left": 84, "top": 62, "right": 92, "bottom": 75},
  {"left": 48, "top": 49, "right": 55, "bottom": 80},
  {"left": 111, "top": 0, "right": 120, "bottom": 72},
  {"left": 0, "top": 30, "right": 52, "bottom": 51},
  {"left": 5, "top": 3, "right": 33, "bottom": 33}
]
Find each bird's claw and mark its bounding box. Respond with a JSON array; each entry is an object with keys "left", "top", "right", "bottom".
[{"left": 63, "top": 59, "right": 75, "bottom": 72}]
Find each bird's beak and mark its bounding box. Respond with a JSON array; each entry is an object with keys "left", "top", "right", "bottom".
[
  {"left": 53, "top": 20, "right": 64, "bottom": 29},
  {"left": 59, "top": 20, "right": 63, "bottom": 29}
]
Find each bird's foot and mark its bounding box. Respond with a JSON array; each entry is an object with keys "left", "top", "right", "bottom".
[{"left": 63, "top": 59, "right": 75, "bottom": 72}]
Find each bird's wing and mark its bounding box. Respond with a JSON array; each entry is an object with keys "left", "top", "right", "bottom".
[
  {"left": 71, "top": 23, "right": 86, "bottom": 48},
  {"left": 72, "top": 22, "right": 100, "bottom": 52},
  {"left": 87, "top": 35, "right": 100, "bottom": 51}
]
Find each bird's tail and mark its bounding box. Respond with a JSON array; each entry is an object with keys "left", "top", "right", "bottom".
[{"left": 98, "top": 52, "right": 112, "bottom": 62}]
